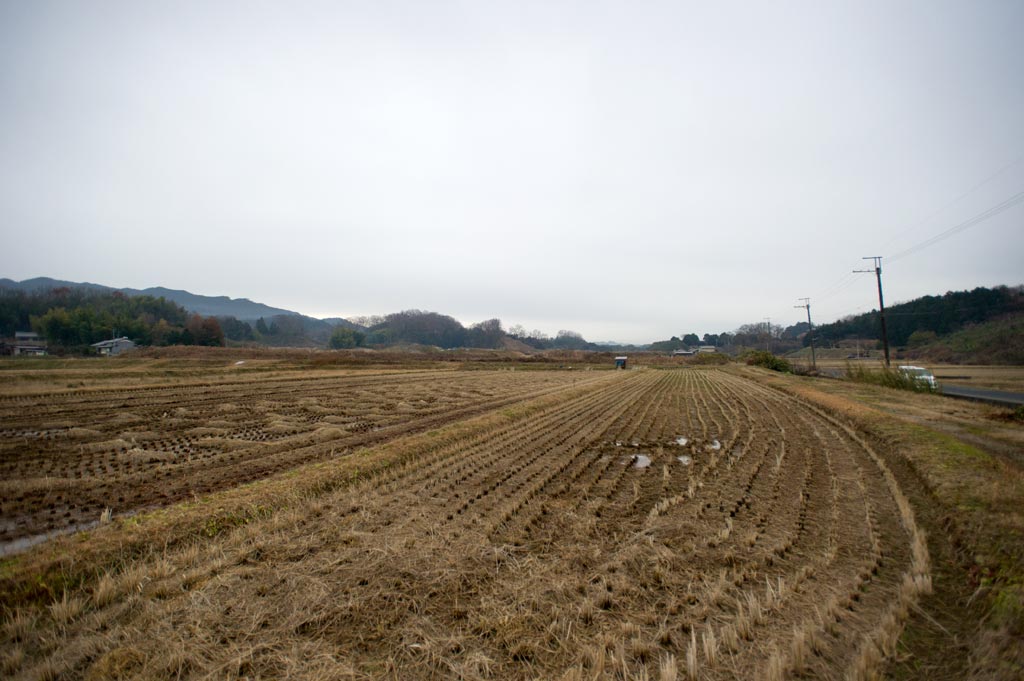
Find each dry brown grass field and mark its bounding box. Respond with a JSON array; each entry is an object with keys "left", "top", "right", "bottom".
[
  {"left": 928, "top": 365, "right": 1024, "bottom": 392},
  {"left": 0, "top": 357, "right": 1021, "bottom": 679},
  {"left": 791, "top": 354, "right": 1024, "bottom": 393}
]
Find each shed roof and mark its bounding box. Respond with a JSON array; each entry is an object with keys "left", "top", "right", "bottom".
[{"left": 91, "top": 337, "right": 133, "bottom": 348}]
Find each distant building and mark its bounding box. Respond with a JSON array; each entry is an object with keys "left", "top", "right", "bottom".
[
  {"left": 672, "top": 349, "right": 695, "bottom": 356},
  {"left": 697, "top": 346, "right": 717, "bottom": 354},
  {"left": 1, "top": 331, "right": 48, "bottom": 356},
  {"left": 91, "top": 337, "right": 136, "bottom": 356},
  {"left": 614, "top": 356, "right": 628, "bottom": 369}
]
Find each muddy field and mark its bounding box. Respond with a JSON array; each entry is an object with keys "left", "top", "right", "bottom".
[{"left": 0, "top": 366, "right": 945, "bottom": 680}]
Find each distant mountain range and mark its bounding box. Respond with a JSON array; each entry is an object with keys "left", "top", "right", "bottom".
[
  {"left": 0, "top": 276, "right": 618, "bottom": 351},
  {"left": 0, "top": 277, "right": 311, "bottom": 322}
]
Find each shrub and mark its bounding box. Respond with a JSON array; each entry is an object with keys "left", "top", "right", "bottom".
[
  {"left": 329, "top": 327, "right": 366, "bottom": 349},
  {"left": 744, "top": 351, "right": 792, "bottom": 373},
  {"left": 844, "top": 363, "right": 935, "bottom": 393}
]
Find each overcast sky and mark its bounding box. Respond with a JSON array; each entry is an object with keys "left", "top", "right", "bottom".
[{"left": 2, "top": 1, "right": 1022, "bottom": 343}]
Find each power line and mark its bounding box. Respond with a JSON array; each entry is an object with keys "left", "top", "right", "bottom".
[
  {"left": 816, "top": 272, "right": 863, "bottom": 303},
  {"left": 809, "top": 156, "right": 1024, "bottom": 329},
  {"left": 816, "top": 271, "right": 857, "bottom": 299},
  {"left": 888, "top": 187, "right": 1024, "bottom": 262},
  {"left": 879, "top": 151, "right": 1024, "bottom": 254}
]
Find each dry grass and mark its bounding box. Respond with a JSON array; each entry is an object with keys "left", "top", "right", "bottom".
[
  {"left": 91, "top": 572, "right": 118, "bottom": 607},
  {"left": 1, "top": 646, "right": 24, "bottom": 676},
  {"left": 3, "top": 609, "right": 35, "bottom": 642},
  {"left": 47, "top": 590, "right": 85, "bottom": 626},
  {"left": 685, "top": 629, "right": 698, "bottom": 679},
  {"left": 701, "top": 627, "right": 718, "bottom": 667},
  {"left": 0, "top": 364, "right": 1014, "bottom": 678},
  {"left": 658, "top": 653, "right": 678, "bottom": 681},
  {"left": 765, "top": 647, "right": 785, "bottom": 681},
  {"left": 790, "top": 624, "right": 810, "bottom": 673}
]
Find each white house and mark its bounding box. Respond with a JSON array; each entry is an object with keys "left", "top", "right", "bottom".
[{"left": 91, "top": 337, "right": 136, "bottom": 356}]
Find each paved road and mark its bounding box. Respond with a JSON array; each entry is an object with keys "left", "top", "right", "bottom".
[{"left": 940, "top": 384, "right": 1024, "bottom": 407}]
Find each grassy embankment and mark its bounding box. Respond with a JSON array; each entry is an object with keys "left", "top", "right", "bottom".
[{"left": 739, "top": 365, "right": 1024, "bottom": 679}]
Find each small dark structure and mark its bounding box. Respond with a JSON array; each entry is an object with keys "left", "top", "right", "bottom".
[{"left": 614, "top": 356, "right": 628, "bottom": 369}]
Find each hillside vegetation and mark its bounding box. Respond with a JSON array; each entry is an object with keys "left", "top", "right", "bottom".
[
  {"left": 812, "top": 285, "right": 1023, "bottom": 349},
  {"left": 902, "top": 313, "right": 1024, "bottom": 365},
  {"left": 0, "top": 288, "right": 225, "bottom": 351}
]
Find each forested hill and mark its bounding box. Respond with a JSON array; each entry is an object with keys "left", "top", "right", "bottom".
[
  {"left": 0, "top": 288, "right": 226, "bottom": 349},
  {"left": 811, "top": 285, "right": 1023, "bottom": 347},
  {"left": 0, "top": 278, "right": 299, "bottom": 321}
]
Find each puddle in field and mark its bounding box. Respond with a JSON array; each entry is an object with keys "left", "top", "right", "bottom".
[
  {"left": 707, "top": 440, "right": 721, "bottom": 450},
  {"left": 675, "top": 436, "right": 688, "bottom": 446},
  {"left": 0, "top": 509, "right": 143, "bottom": 558},
  {"left": 0, "top": 520, "right": 101, "bottom": 558},
  {"left": 678, "top": 455, "right": 692, "bottom": 465},
  {"left": 632, "top": 454, "right": 652, "bottom": 468}
]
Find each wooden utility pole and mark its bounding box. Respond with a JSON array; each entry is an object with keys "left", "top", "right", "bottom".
[
  {"left": 854, "top": 257, "right": 891, "bottom": 367},
  {"left": 795, "top": 298, "right": 816, "bottom": 370},
  {"left": 763, "top": 317, "right": 772, "bottom": 353}
]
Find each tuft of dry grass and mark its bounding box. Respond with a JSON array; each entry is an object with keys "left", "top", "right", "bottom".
[
  {"left": 3, "top": 609, "right": 35, "bottom": 642},
  {"left": 701, "top": 627, "right": 718, "bottom": 667},
  {"left": 658, "top": 653, "right": 678, "bottom": 681},
  {"left": 48, "top": 590, "right": 85, "bottom": 626},
  {"left": 685, "top": 629, "right": 698, "bottom": 679},
  {"left": 745, "top": 591, "right": 764, "bottom": 625},
  {"left": 579, "top": 599, "right": 596, "bottom": 624},
  {"left": 31, "top": 657, "right": 62, "bottom": 681},
  {"left": 765, "top": 647, "right": 785, "bottom": 681},
  {"left": 92, "top": 571, "right": 118, "bottom": 607},
  {"left": 720, "top": 623, "right": 739, "bottom": 653},
  {"left": 630, "top": 637, "right": 655, "bottom": 663},
  {"left": 790, "top": 624, "right": 810, "bottom": 673},
  {"left": 1, "top": 645, "right": 24, "bottom": 675},
  {"left": 850, "top": 637, "right": 883, "bottom": 681},
  {"left": 735, "top": 604, "right": 753, "bottom": 641}
]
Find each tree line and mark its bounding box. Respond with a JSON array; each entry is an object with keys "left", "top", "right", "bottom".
[
  {"left": 330, "top": 311, "right": 601, "bottom": 350},
  {"left": 325, "top": 312, "right": 608, "bottom": 351},
  {"left": 0, "top": 288, "right": 225, "bottom": 351},
  {"left": 808, "top": 285, "right": 1023, "bottom": 348},
  {"left": 649, "top": 322, "right": 810, "bottom": 354}
]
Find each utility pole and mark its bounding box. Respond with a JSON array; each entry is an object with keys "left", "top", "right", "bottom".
[
  {"left": 763, "top": 317, "right": 772, "bottom": 353},
  {"left": 795, "top": 298, "right": 816, "bottom": 370},
  {"left": 854, "top": 256, "right": 891, "bottom": 367}
]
